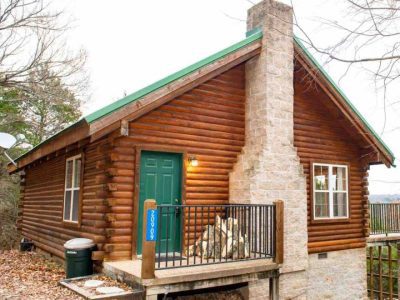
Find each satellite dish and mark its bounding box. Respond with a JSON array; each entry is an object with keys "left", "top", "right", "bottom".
[{"left": 0, "top": 132, "right": 17, "bottom": 149}]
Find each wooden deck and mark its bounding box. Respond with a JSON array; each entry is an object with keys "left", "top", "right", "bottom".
[{"left": 104, "top": 258, "right": 279, "bottom": 297}]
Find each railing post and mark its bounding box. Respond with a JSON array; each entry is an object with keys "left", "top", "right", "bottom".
[
  {"left": 274, "top": 200, "right": 284, "bottom": 264},
  {"left": 269, "top": 275, "right": 280, "bottom": 300},
  {"left": 397, "top": 242, "right": 400, "bottom": 300},
  {"left": 366, "top": 203, "right": 371, "bottom": 237},
  {"left": 141, "top": 199, "right": 157, "bottom": 279}
]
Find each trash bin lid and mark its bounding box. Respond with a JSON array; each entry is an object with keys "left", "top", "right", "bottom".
[{"left": 64, "top": 238, "right": 95, "bottom": 250}]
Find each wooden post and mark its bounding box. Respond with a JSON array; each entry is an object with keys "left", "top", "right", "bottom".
[
  {"left": 269, "top": 276, "right": 279, "bottom": 300},
  {"left": 389, "top": 245, "right": 393, "bottom": 300},
  {"left": 141, "top": 199, "right": 157, "bottom": 279},
  {"left": 397, "top": 243, "right": 400, "bottom": 300},
  {"left": 379, "top": 246, "right": 383, "bottom": 300},
  {"left": 369, "top": 246, "right": 374, "bottom": 300},
  {"left": 120, "top": 119, "right": 129, "bottom": 136},
  {"left": 274, "top": 200, "right": 284, "bottom": 264}
]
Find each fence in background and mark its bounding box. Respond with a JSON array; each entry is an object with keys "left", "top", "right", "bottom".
[{"left": 370, "top": 203, "right": 400, "bottom": 235}]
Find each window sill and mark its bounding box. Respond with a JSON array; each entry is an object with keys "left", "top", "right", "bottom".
[
  {"left": 311, "top": 218, "right": 350, "bottom": 224},
  {"left": 62, "top": 220, "right": 80, "bottom": 228}
]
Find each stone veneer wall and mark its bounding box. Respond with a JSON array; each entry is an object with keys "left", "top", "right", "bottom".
[
  {"left": 229, "top": 0, "right": 308, "bottom": 299},
  {"left": 307, "top": 248, "right": 367, "bottom": 300}
]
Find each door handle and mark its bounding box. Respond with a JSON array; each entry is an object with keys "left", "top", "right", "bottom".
[
  {"left": 175, "top": 206, "right": 181, "bottom": 215},
  {"left": 174, "top": 199, "right": 180, "bottom": 215}
]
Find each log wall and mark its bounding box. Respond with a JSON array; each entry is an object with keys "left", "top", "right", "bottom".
[
  {"left": 19, "top": 64, "right": 246, "bottom": 262},
  {"left": 103, "top": 139, "right": 135, "bottom": 260},
  {"left": 20, "top": 59, "right": 372, "bottom": 260},
  {"left": 21, "top": 138, "right": 109, "bottom": 259},
  {"left": 106, "top": 64, "right": 246, "bottom": 259},
  {"left": 293, "top": 77, "right": 368, "bottom": 253}
]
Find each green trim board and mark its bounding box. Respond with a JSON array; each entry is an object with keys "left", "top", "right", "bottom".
[
  {"left": 246, "top": 27, "right": 261, "bottom": 37},
  {"left": 294, "top": 36, "right": 395, "bottom": 165}
]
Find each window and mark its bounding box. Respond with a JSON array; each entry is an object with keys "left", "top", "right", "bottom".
[
  {"left": 63, "top": 155, "right": 82, "bottom": 223},
  {"left": 313, "top": 163, "right": 348, "bottom": 219}
]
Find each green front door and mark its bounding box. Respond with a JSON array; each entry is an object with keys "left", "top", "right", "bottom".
[{"left": 137, "top": 151, "right": 182, "bottom": 255}]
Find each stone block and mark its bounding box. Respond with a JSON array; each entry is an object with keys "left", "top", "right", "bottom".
[{"left": 307, "top": 248, "right": 367, "bottom": 300}]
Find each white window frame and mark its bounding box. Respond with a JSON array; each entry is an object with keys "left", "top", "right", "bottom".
[
  {"left": 313, "top": 163, "right": 349, "bottom": 220},
  {"left": 63, "top": 154, "right": 82, "bottom": 223}
]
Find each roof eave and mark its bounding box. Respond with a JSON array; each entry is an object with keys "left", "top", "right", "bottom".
[
  {"left": 8, "top": 30, "right": 264, "bottom": 171},
  {"left": 10, "top": 119, "right": 90, "bottom": 172}
]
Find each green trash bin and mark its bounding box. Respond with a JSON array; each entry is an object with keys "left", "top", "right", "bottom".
[{"left": 64, "top": 238, "right": 95, "bottom": 278}]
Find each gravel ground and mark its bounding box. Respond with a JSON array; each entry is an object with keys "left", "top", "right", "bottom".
[{"left": 0, "top": 250, "right": 82, "bottom": 300}]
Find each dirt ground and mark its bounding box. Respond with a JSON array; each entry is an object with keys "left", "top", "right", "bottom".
[
  {"left": 0, "top": 250, "right": 246, "bottom": 300},
  {"left": 0, "top": 250, "right": 82, "bottom": 300}
]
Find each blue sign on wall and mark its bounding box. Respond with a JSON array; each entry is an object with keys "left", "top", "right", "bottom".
[{"left": 146, "top": 209, "right": 158, "bottom": 241}]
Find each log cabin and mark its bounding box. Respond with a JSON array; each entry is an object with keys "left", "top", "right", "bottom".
[{"left": 8, "top": 1, "right": 395, "bottom": 299}]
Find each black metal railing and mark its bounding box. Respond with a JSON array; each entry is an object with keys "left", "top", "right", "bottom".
[
  {"left": 155, "top": 204, "right": 276, "bottom": 269},
  {"left": 370, "top": 203, "right": 400, "bottom": 235}
]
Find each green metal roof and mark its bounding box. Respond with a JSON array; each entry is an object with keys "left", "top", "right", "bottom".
[
  {"left": 14, "top": 28, "right": 395, "bottom": 167},
  {"left": 14, "top": 118, "right": 85, "bottom": 163},
  {"left": 294, "top": 36, "right": 395, "bottom": 164},
  {"left": 84, "top": 29, "right": 263, "bottom": 123},
  {"left": 14, "top": 29, "right": 263, "bottom": 163}
]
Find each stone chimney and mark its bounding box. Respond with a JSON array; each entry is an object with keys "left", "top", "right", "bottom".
[{"left": 229, "top": 0, "right": 308, "bottom": 298}]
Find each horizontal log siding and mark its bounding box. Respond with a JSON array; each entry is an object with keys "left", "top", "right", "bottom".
[
  {"left": 104, "top": 143, "right": 135, "bottom": 260},
  {"left": 21, "top": 138, "right": 109, "bottom": 259},
  {"left": 19, "top": 62, "right": 371, "bottom": 260},
  {"left": 107, "top": 64, "right": 246, "bottom": 259},
  {"left": 294, "top": 81, "right": 367, "bottom": 253}
]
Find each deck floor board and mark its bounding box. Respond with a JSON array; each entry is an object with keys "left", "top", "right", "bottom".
[{"left": 104, "top": 258, "right": 278, "bottom": 287}]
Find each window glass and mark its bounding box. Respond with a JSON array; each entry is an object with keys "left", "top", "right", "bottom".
[
  {"left": 71, "top": 190, "right": 80, "bottom": 221},
  {"left": 64, "top": 191, "right": 72, "bottom": 220},
  {"left": 314, "top": 165, "right": 329, "bottom": 190},
  {"left": 313, "top": 163, "right": 348, "bottom": 219},
  {"left": 74, "top": 158, "right": 81, "bottom": 188},
  {"left": 332, "top": 166, "right": 347, "bottom": 191},
  {"left": 315, "top": 192, "right": 329, "bottom": 218},
  {"left": 64, "top": 155, "right": 81, "bottom": 223},
  {"left": 333, "top": 193, "right": 347, "bottom": 217},
  {"left": 66, "top": 160, "right": 73, "bottom": 188}
]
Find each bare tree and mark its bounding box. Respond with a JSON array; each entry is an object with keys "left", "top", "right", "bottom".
[
  {"left": 0, "top": 0, "right": 88, "bottom": 96},
  {"left": 20, "top": 64, "right": 82, "bottom": 145},
  {"left": 0, "top": 1, "right": 87, "bottom": 248},
  {"left": 292, "top": 0, "right": 400, "bottom": 132},
  {"left": 295, "top": 1, "right": 400, "bottom": 65}
]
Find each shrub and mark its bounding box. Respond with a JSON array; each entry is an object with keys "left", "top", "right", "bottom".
[{"left": 0, "top": 161, "right": 20, "bottom": 250}]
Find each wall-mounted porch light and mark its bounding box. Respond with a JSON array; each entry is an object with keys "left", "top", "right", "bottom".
[{"left": 188, "top": 155, "right": 199, "bottom": 167}]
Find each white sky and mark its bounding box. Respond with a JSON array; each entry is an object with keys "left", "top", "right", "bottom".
[{"left": 57, "top": 0, "right": 400, "bottom": 195}]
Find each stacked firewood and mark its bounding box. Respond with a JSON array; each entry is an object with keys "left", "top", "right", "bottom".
[{"left": 187, "top": 215, "right": 250, "bottom": 259}]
